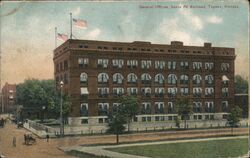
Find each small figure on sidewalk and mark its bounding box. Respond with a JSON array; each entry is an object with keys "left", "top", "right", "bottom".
[
  {"left": 12, "top": 136, "right": 16, "bottom": 147},
  {"left": 46, "top": 134, "right": 49, "bottom": 142}
]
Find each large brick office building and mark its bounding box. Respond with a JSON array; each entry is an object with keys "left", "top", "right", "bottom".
[{"left": 54, "top": 39, "right": 235, "bottom": 127}]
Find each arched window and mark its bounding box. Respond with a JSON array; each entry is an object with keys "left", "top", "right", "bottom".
[
  {"left": 168, "top": 74, "right": 177, "bottom": 84},
  {"left": 141, "top": 73, "right": 151, "bottom": 84},
  {"left": 193, "top": 74, "right": 202, "bottom": 85},
  {"left": 180, "top": 75, "right": 189, "bottom": 84},
  {"left": 112, "top": 73, "right": 124, "bottom": 84},
  {"left": 155, "top": 74, "right": 164, "bottom": 84},
  {"left": 98, "top": 73, "right": 109, "bottom": 83},
  {"left": 205, "top": 75, "right": 213, "bottom": 84},
  {"left": 127, "top": 73, "right": 137, "bottom": 83},
  {"left": 80, "top": 73, "right": 88, "bottom": 83}
]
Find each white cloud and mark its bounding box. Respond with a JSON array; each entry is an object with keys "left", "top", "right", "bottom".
[
  {"left": 178, "top": 8, "right": 203, "bottom": 31},
  {"left": 159, "top": 18, "right": 205, "bottom": 46},
  {"left": 86, "top": 28, "right": 101, "bottom": 39},
  {"left": 72, "top": 7, "right": 81, "bottom": 16},
  {"left": 207, "top": 16, "right": 223, "bottom": 24}
]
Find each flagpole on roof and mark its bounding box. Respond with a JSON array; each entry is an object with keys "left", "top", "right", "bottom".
[
  {"left": 70, "top": 12, "right": 72, "bottom": 39},
  {"left": 55, "top": 27, "right": 57, "bottom": 48}
]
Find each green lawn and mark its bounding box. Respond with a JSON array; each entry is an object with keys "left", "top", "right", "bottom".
[{"left": 107, "top": 138, "right": 248, "bottom": 158}]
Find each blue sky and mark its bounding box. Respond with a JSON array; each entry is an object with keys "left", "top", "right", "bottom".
[{"left": 0, "top": 1, "right": 249, "bottom": 84}]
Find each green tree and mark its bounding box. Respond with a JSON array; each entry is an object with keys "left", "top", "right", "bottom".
[
  {"left": 227, "top": 106, "right": 243, "bottom": 134},
  {"left": 119, "top": 95, "right": 138, "bottom": 132},
  {"left": 175, "top": 115, "right": 181, "bottom": 129},
  {"left": 107, "top": 107, "right": 126, "bottom": 144},
  {"left": 175, "top": 96, "right": 193, "bottom": 129},
  {"left": 235, "top": 75, "right": 248, "bottom": 94},
  {"left": 16, "top": 79, "right": 71, "bottom": 120}
]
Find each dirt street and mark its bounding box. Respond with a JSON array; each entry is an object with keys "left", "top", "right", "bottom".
[{"left": 0, "top": 120, "right": 248, "bottom": 158}]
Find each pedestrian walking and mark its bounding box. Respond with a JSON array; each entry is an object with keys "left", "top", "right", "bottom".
[
  {"left": 12, "top": 136, "right": 16, "bottom": 147},
  {"left": 46, "top": 134, "right": 49, "bottom": 142}
]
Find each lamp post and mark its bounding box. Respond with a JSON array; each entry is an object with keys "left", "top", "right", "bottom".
[
  {"left": 60, "top": 81, "right": 64, "bottom": 137},
  {"left": 42, "top": 106, "right": 46, "bottom": 123}
]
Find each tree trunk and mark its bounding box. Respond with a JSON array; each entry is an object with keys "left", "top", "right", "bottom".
[
  {"left": 184, "top": 115, "right": 187, "bottom": 129},
  {"left": 127, "top": 119, "right": 130, "bottom": 133},
  {"left": 116, "top": 132, "right": 119, "bottom": 144}
]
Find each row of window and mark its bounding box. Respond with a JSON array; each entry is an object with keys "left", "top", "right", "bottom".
[
  {"left": 80, "top": 73, "right": 217, "bottom": 85},
  {"left": 96, "top": 87, "right": 228, "bottom": 97},
  {"left": 80, "top": 101, "right": 229, "bottom": 116},
  {"left": 78, "top": 58, "right": 230, "bottom": 71}
]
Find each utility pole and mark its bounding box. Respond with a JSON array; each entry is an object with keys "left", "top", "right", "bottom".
[{"left": 0, "top": 50, "right": 3, "bottom": 113}]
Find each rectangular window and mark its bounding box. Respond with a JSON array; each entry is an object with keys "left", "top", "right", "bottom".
[
  {"left": 141, "top": 60, "right": 152, "bottom": 69},
  {"left": 112, "top": 59, "right": 124, "bottom": 68},
  {"left": 168, "top": 61, "right": 176, "bottom": 70},
  {"left": 193, "top": 62, "right": 202, "bottom": 70},
  {"left": 155, "top": 61, "right": 165, "bottom": 69},
  {"left": 127, "top": 87, "right": 138, "bottom": 95},
  {"left": 127, "top": 60, "right": 138, "bottom": 68},
  {"left": 205, "top": 62, "right": 214, "bottom": 70},
  {"left": 97, "top": 59, "right": 109, "bottom": 68}
]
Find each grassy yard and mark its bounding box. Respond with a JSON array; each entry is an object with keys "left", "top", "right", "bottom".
[{"left": 107, "top": 138, "right": 248, "bottom": 158}]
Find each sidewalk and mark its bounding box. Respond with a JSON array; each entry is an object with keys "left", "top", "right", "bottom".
[{"left": 61, "top": 136, "right": 248, "bottom": 158}]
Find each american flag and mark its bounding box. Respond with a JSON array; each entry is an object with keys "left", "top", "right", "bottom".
[
  {"left": 73, "top": 18, "right": 87, "bottom": 29},
  {"left": 57, "top": 33, "right": 68, "bottom": 42}
]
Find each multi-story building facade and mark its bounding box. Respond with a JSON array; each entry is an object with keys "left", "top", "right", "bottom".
[
  {"left": 2, "top": 82, "right": 16, "bottom": 113},
  {"left": 53, "top": 39, "right": 235, "bottom": 128}
]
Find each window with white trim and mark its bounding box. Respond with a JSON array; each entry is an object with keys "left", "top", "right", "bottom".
[
  {"left": 167, "top": 61, "right": 176, "bottom": 70},
  {"left": 222, "top": 87, "right": 229, "bottom": 97},
  {"left": 141, "top": 60, "right": 152, "bottom": 69},
  {"left": 127, "top": 73, "right": 137, "bottom": 83},
  {"left": 180, "top": 87, "right": 189, "bottom": 95},
  {"left": 98, "top": 88, "right": 109, "bottom": 96},
  {"left": 222, "top": 101, "right": 229, "bottom": 112},
  {"left": 141, "top": 102, "right": 151, "bottom": 114},
  {"left": 221, "top": 63, "right": 230, "bottom": 71},
  {"left": 80, "top": 103, "right": 88, "bottom": 116},
  {"left": 155, "top": 102, "right": 164, "bottom": 114},
  {"left": 168, "top": 74, "right": 177, "bottom": 84},
  {"left": 193, "top": 88, "right": 202, "bottom": 97},
  {"left": 80, "top": 72, "right": 88, "bottom": 83},
  {"left": 155, "top": 61, "right": 165, "bottom": 69},
  {"left": 155, "top": 74, "right": 164, "bottom": 84},
  {"left": 180, "top": 61, "right": 189, "bottom": 69},
  {"left": 97, "top": 59, "right": 109, "bottom": 68},
  {"left": 180, "top": 75, "right": 189, "bottom": 84},
  {"left": 205, "top": 62, "right": 214, "bottom": 70},
  {"left": 141, "top": 87, "right": 151, "bottom": 96},
  {"left": 193, "top": 102, "right": 202, "bottom": 113},
  {"left": 205, "top": 88, "right": 214, "bottom": 96},
  {"left": 141, "top": 73, "right": 151, "bottom": 84},
  {"left": 112, "top": 59, "right": 124, "bottom": 68},
  {"left": 205, "top": 101, "right": 214, "bottom": 113},
  {"left": 193, "top": 62, "right": 202, "bottom": 70},
  {"left": 155, "top": 88, "right": 164, "bottom": 97},
  {"left": 98, "top": 103, "right": 109, "bottom": 116},
  {"left": 78, "top": 58, "right": 89, "bottom": 66},
  {"left": 168, "top": 87, "right": 177, "bottom": 97},
  {"left": 113, "top": 87, "right": 124, "bottom": 96},
  {"left": 205, "top": 75, "right": 214, "bottom": 85},
  {"left": 98, "top": 73, "right": 109, "bottom": 83},
  {"left": 112, "top": 73, "right": 124, "bottom": 84},
  {"left": 193, "top": 74, "right": 202, "bottom": 85},
  {"left": 127, "top": 60, "right": 138, "bottom": 68},
  {"left": 127, "top": 87, "right": 138, "bottom": 95}
]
